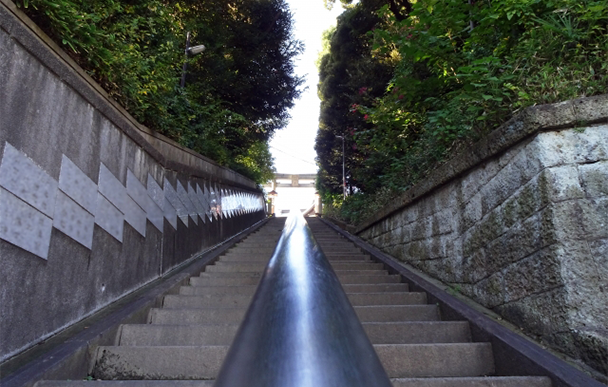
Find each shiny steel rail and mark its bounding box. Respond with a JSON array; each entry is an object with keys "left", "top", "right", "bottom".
[{"left": 214, "top": 213, "right": 392, "bottom": 387}]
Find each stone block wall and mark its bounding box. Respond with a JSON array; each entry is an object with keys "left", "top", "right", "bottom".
[
  {"left": 0, "top": 1, "right": 265, "bottom": 363},
  {"left": 357, "top": 101, "right": 608, "bottom": 375}
]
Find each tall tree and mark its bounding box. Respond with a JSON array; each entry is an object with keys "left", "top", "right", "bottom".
[
  {"left": 176, "top": 0, "right": 305, "bottom": 181},
  {"left": 316, "top": 0, "right": 393, "bottom": 198},
  {"left": 183, "top": 0, "right": 304, "bottom": 139},
  {"left": 17, "top": 0, "right": 304, "bottom": 184},
  {"left": 316, "top": 0, "right": 608, "bottom": 224},
  {"left": 324, "top": 0, "right": 412, "bottom": 20}
]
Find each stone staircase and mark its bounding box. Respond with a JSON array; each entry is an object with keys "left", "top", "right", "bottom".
[
  {"left": 305, "top": 218, "right": 552, "bottom": 387},
  {"left": 34, "top": 217, "right": 285, "bottom": 387},
  {"left": 34, "top": 216, "right": 553, "bottom": 386}
]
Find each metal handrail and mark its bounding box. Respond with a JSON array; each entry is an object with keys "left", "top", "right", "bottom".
[{"left": 214, "top": 212, "right": 392, "bottom": 387}]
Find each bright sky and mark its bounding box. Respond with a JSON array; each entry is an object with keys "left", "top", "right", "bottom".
[{"left": 269, "top": 1, "right": 343, "bottom": 174}]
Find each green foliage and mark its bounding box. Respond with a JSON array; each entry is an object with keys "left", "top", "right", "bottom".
[
  {"left": 316, "top": 0, "right": 394, "bottom": 197},
  {"left": 323, "top": 0, "right": 354, "bottom": 11},
  {"left": 362, "top": 0, "right": 608, "bottom": 190},
  {"left": 17, "top": 0, "right": 304, "bottom": 185},
  {"left": 317, "top": 0, "right": 608, "bottom": 225},
  {"left": 18, "top": 0, "right": 182, "bottom": 124},
  {"left": 230, "top": 141, "right": 277, "bottom": 185},
  {"left": 316, "top": 25, "right": 336, "bottom": 70}
]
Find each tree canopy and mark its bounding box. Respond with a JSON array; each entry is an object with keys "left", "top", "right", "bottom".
[
  {"left": 316, "top": 0, "right": 393, "bottom": 198},
  {"left": 17, "top": 0, "right": 305, "bottom": 185},
  {"left": 316, "top": 0, "right": 608, "bottom": 224}
]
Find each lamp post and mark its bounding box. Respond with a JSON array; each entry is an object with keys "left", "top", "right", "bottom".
[
  {"left": 336, "top": 135, "right": 346, "bottom": 200},
  {"left": 268, "top": 190, "right": 278, "bottom": 216},
  {"left": 314, "top": 191, "right": 322, "bottom": 216},
  {"left": 180, "top": 31, "right": 206, "bottom": 88}
]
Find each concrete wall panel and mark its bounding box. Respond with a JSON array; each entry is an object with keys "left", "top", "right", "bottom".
[
  {"left": 0, "top": 1, "right": 265, "bottom": 363},
  {"left": 357, "top": 118, "right": 608, "bottom": 375}
]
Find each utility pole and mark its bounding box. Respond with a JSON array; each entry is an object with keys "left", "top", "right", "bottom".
[
  {"left": 180, "top": 32, "right": 206, "bottom": 88},
  {"left": 180, "top": 32, "right": 192, "bottom": 88},
  {"left": 336, "top": 135, "right": 346, "bottom": 200}
]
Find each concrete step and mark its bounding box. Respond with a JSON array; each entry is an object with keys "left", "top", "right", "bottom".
[
  {"left": 179, "top": 285, "right": 257, "bottom": 296},
  {"left": 216, "top": 253, "right": 272, "bottom": 263},
  {"left": 164, "top": 292, "right": 425, "bottom": 309},
  {"left": 229, "top": 243, "right": 276, "bottom": 247},
  {"left": 217, "top": 255, "right": 271, "bottom": 263},
  {"left": 233, "top": 243, "right": 276, "bottom": 247},
  {"left": 33, "top": 376, "right": 551, "bottom": 387},
  {"left": 149, "top": 308, "right": 246, "bottom": 325},
  {"left": 329, "top": 262, "right": 384, "bottom": 270},
  {"left": 347, "top": 292, "right": 427, "bottom": 306},
  {"left": 319, "top": 243, "right": 354, "bottom": 247},
  {"left": 92, "top": 346, "right": 227, "bottom": 380},
  {"left": 221, "top": 252, "right": 273, "bottom": 257},
  {"left": 163, "top": 294, "right": 252, "bottom": 309},
  {"left": 228, "top": 244, "right": 277, "bottom": 252},
  {"left": 376, "top": 343, "right": 494, "bottom": 378},
  {"left": 190, "top": 276, "right": 260, "bottom": 286},
  {"left": 318, "top": 245, "right": 359, "bottom": 250},
  {"left": 355, "top": 305, "right": 440, "bottom": 322},
  {"left": 317, "top": 240, "right": 357, "bottom": 246},
  {"left": 240, "top": 235, "right": 281, "bottom": 240},
  {"left": 339, "top": 274, "right": 402, "bottom": 284},
  {"left": 328, "top": 259, "right": 373, "bottom": 265},
  {"left": 363, "top": 322, "right": 471, "bottom": 344},
  {"left": 233, "top": 242, "right": 277, "bottom": 247},
  {"left": 318, "top": 242, "right": 359, "bottom": 247},
  {"left": 35, "top": 382, "right": 214, "bottom": 387},
  {"left": 325, "top": 254, "right": 371, "bottom": 260},
  {"left": 224, "top": 246, "right": 275, "bottom": 252},
  {"left": 193, "top": 271, "right": 400, "bottom": 283},
  {"left": 239, "top": 238, "right": 279, "bottom": 242},
  {"left": 243, "top": 235, "right": 280, "bottom": 239},
  {"left": 204, "top": 263, "right": 267, "bottom": 272},
  {"left": 391, "top": 377, "right": 552, "bottom": 387},
  {"left": 117, "top": 324, "right": 239, "bottom": 346},
  {"left": 326, "top": 255, "right": 372, "bottom": 261},
  {"left": 317, "top": 242, "right": 353, "bottom": 246},
  {"left": 333, "top": 269, "right": 388, "bottom": 276},
  {"left": 324, "top": 251, "right": 368, "bottom": 256},
  {"left": 222, "top": 249, "right": 274, "bottom": 256},
  {"left": 213, "top": 260, "right": 270, "bottom": 267},
  {"left": 90, "top": 343, "right": 494, "bottom": 380},
  {"left": 321, "top": 248, "right": 363, "bottom": 254},
  {"left": 196, "top": 272, "right": 263, "bottom": 279},
  {"left": 342, "top": 283, "right": 409, "bottom": 293},
  {"left": 238, "top": 235, "right": 279, "bottom": 239}
]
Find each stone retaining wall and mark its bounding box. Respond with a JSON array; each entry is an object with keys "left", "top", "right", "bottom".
[
  {"left": 357, "top": 97, "right": 608, "bottom": 375},
  {"left": 0, "top": 0, "right": 265, "bottom": 363}
]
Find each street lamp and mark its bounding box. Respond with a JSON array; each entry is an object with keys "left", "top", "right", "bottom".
[
  {"left": 180, "top": 32, "right": 206, "bottom": 88},
  {"left": 314, "top": 191, "right": 323, "bottom": 216},
  {"left": 336, "top": 135, "right": 346, "bottom": 200},
  {"left": 268, "top": 190, "right": 278, "bottom": 216}
]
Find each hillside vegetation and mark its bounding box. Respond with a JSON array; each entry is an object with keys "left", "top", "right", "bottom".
[
  {"left": 16, "top": 0, "right": 304, "bottom": 185},
  {"left": 316, "top": 0, "right": 608, "bottom": 224}
]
